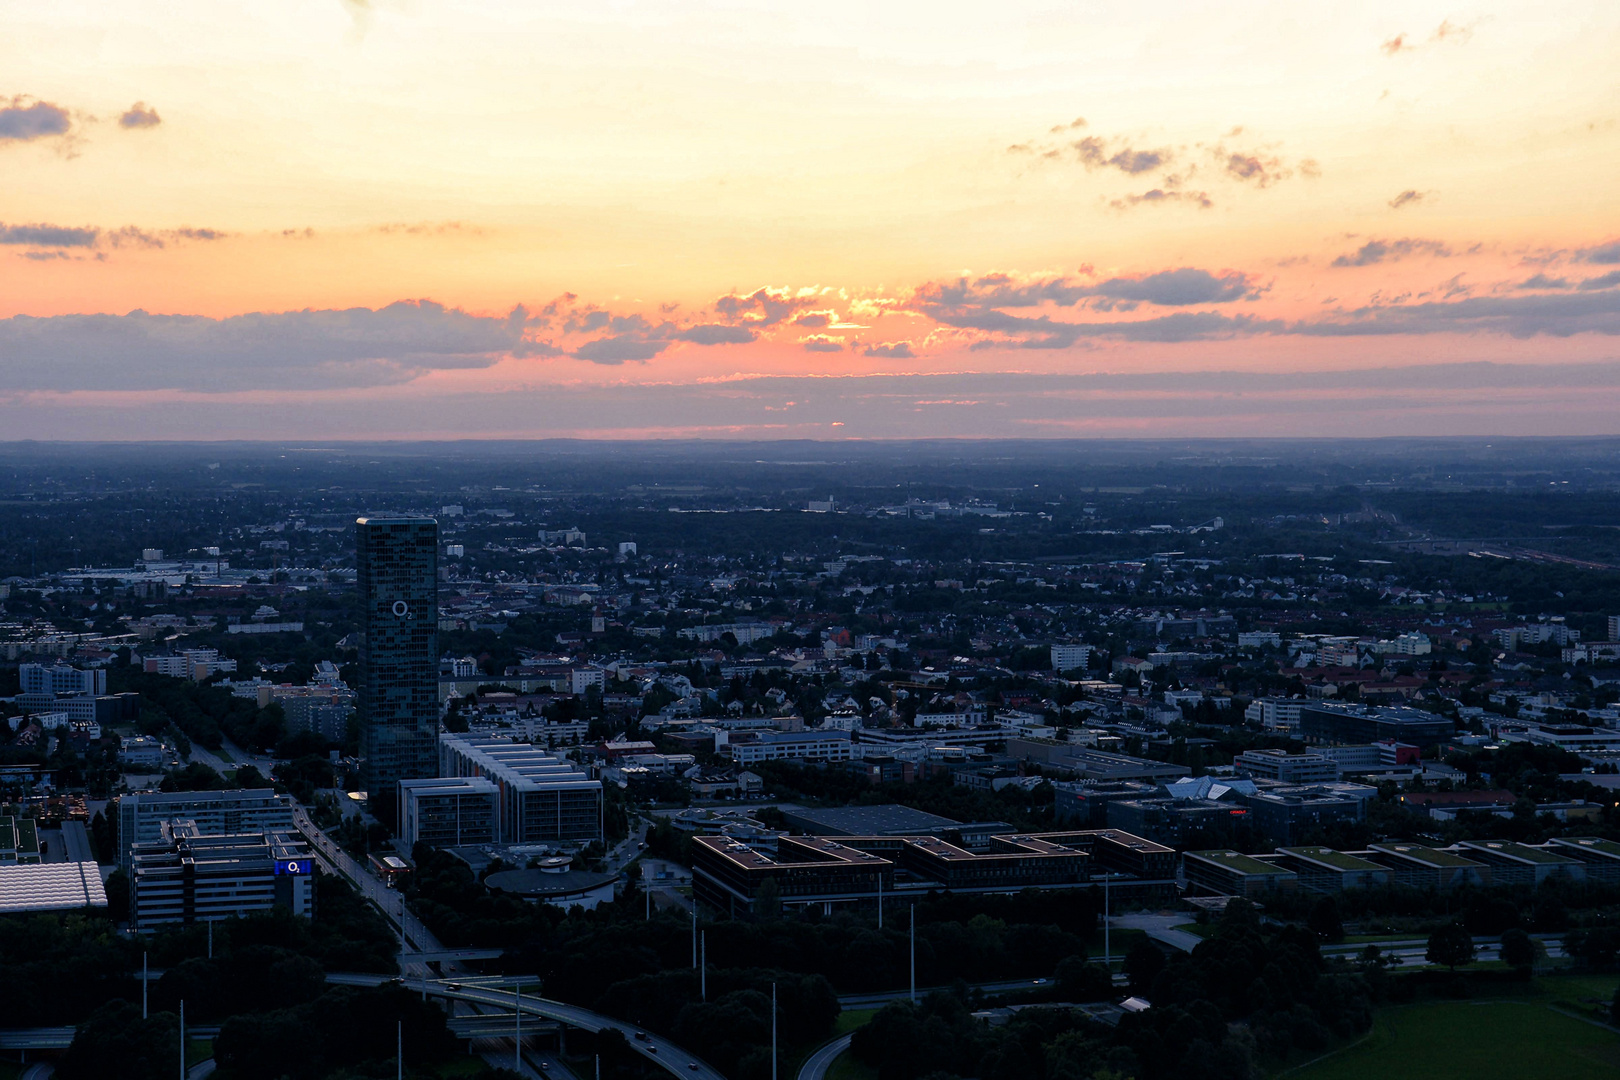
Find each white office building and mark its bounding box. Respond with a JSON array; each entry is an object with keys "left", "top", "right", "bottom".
[
  {"left": 116, "top": 788, "right": 296, "bottom": 871},
  {"left": 438, "top": 734, "right": 602, "bottom": 845}
]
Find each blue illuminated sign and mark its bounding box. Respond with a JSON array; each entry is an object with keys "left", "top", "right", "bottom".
[{"left": 275, "top": 859, "right": 311, "bottom": 875}]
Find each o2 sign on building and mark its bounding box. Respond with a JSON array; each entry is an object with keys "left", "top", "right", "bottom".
[
  {"left": 391, "top": 600, "right": 411, "bottom": 619},
  {"left": 274, "top": 858, "right": 312, "bottom": 876}
]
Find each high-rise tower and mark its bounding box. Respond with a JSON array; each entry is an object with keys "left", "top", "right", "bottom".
[{"left": 356, "top": 517, "right": 439, "bottom": 823}]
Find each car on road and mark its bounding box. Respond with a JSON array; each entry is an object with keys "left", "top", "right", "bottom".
[
  {"left": 446, "top": 983, "right": 462, "bottom": 991},
  {"left": 687, "top": 1065, "right": 699, "bottom": 1072},
  {"left": 646, "top": 1046, "right": 657, "bottom": 1055},
  {"left": 633, "top": 1032, "right": 648, "bottom": 1041}
]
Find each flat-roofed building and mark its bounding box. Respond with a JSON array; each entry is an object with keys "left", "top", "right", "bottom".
[
  {"left": 399, "top": 776, "right": 499, "bottom": 849},
  {"left": 1366, "top": 843, "right": 1491, "bottom": 889},
  {"left": 1051, "top": 780, "right": 1156, "bottom": 826},
  {"left": 1299, "top": 703, "right": 1454, "bottom": 748},
  {"left": 726, "top": 730, "right": 854, "bottom": 765},
  {"left": 1243, "top": 783, "right": 1376, "bottom": 846},
  {"left": 886, "top": 834, "right": 1088, "bottom": 891},
  {"left": 1233, "top": 750, "right": 1337, "bottom": 784},
  {"left": 1275, "top": 846, "right": 1392, "bottom": 892},
  {"left": 1182, "top": 849, "right": 1298, "bottom": 898},
  {"left": 116, "top": 788, "right": 295, "bottom": 872},
  {"left": 1456, "top": 840, "right": 1584, "bottom": 886},
  {"left": 692, "top": 834, "right": 894, "bottom": 916},
  {"left": 691, "top": 827, "right": 1167, "bottom": 915},
  {"left": 1107, "top": 796, "right": 1247, "bottom": 846},
  {"left": 0, "top": 861, "right": 107, "bottom": 914},
  {"left": 1549, "top": 836, "right": 1620, "bottom": 883},
  {"left": 0, "top": 816, "right": 42, "bottom": 864},
  {"left": 129, "top": 820, "right": 313, "bottom": 931},
  {"left": 439, "top": 733, "right": 602, "bottom": 845}
]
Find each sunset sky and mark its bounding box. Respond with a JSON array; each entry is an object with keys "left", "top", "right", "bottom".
[{"left": 5, "top": 1, "right": 1620, "bottom": 439}]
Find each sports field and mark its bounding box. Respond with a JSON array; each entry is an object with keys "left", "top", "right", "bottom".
[{"left": 1288, "top": 1000, "right": 1620, "bottom": 1080}]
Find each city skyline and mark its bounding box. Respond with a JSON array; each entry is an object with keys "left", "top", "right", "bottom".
[{"left": 4, "top": 2, "right": 1620, "bottom": 438}]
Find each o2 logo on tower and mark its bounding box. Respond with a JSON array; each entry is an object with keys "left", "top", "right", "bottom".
[
  {"left": 274, "top": 859, "right": 310, "bottom": 876},
  {"left": 391, "top": 600, "right": 411, "bottom": 619}
]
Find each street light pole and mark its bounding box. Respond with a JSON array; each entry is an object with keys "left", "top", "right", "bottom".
[
  {"left": 515, "top": 983, "right": 522, "bottom": 1073},
  {"left": 909, "top": 904, "right": 916, "bottom": 1003},
  {"left": 1104, "top": 875, "right": 1110, "bottom": 967},
  {"left": 143, "top": 952, "right": 149, "bottom": 1019},
  {"left": 771, "top": 982, "right": 778, "bottom": 1080},
  {"left": 179, "top": 1000, "right": 185, "bottom": 1080},
  {"left": 397, "top": 1020, "right": 403, "bottom": 1080},
  {"left": 701, "top": 931, "right": 707, "bottom": 1001}
]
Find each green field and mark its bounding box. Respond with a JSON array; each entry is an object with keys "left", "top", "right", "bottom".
[{"left": 1287, "top": 1000, "right": 1620, "bottom": 1080}]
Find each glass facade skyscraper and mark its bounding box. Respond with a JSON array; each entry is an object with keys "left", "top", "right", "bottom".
[{"left": 356, "top": 517, "right": 439, "bottom": 820}]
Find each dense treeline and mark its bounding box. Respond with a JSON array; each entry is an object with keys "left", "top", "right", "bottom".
[{"left": 851, "top": 900, "right": 1370, "bottom": 1080}]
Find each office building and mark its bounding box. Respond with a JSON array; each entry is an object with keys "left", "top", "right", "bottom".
[
  {"left": 1244, "top": 697, "right": 1305, "bottom": 732},
  {"left": 439, "top": 733, "right": 602, "bottom": 844},
  {"left": 691, "top": 828, "right": 1170, "bottom": 916},
  {"left": 1242, "top": 783, "right": 1376, "bottom": 845},
  {"left": 1365, "top": 843, "right": 1491, "bottom": 889},
  {"left": 1182, "top": 850, "right": 1298, "bottom": 898},
  {"left": 0, "top": 862, "right": 108, "bottom": 914},
  {"left": 1456, "top": 840, "right": 1585, "bottom": 887},
  {"left": 1274, "top": 847, "right": 1392, "bottom": 893},
  {"left": 1050, "top": 644, "right": 1094, "bottom": 672},
  {"left": 1232, "top": 749, "right": 1338, "bottom": 784},
  {"left": 1549, "top": 837, "right": 1620, "bottom": 884},
  {"left": 129, "top": 820, "right": 314, "bottom": 930},
  {"left": 19, "top": 663, "right": 105, "bottom": 697},
  {"left": 1106, "top": 796, "right": 1247, "bottom": 846},
  {"left": 357, "top": 516, "right": 440, "bottom": 816},
  {"left": 116, "top": 788, "right": 295, "bottom": 871},
  {"left": 399, "top": 776, "right": 499, "bottom": 849},
  {"left": 1298, "top": 702, "right": 1454, "bottom": 748},
  {"left": 1051, "top": 780, "right": 1157, "bottom": 826},
  {"left": 0, "top": 816, "right": 42, "bottom": 864},
  {"left": 725, "top": 729, "right": 853, "bottom": 765}
]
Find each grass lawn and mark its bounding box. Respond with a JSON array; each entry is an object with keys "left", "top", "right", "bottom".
[
  {"left": 835, "top": 1009, "right": 876, "bottom": 1036},
  {"left": 1091, "top": 926, "right": 1148, "bottom": 959},
  {"left": 826, "top": 1052, "right": 879, "bottom": 1080},
  {"left": 1285, "top": 1000, "right": 1620, "bottom": 1080}
]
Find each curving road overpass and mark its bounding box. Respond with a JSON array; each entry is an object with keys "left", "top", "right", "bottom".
[{"left": 327, "top": 974, "right": 725, "bottom": 1080}]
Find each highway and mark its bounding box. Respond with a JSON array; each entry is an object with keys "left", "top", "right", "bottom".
[
  {"left": 327, "top": 974, "right": 724, "bottom": 1080},
  {"left": 796, "top": 1033, "right": 853, "bottom": 1080}
]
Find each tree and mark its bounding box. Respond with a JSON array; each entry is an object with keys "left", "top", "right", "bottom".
[
  {"left": 1123, "top": 941, "right": 1166, "bottom": 996},
  {"left": 1500, "top": 927, "right": 1537, "bottom": 970},
  {"left": 1611, "top": 982, "right": 1620, "bottom": 1027},
  {"left": 1426, "top": 922, "right": 1475, "bottom": 972},
  {"left": 1307, "top": 897, "right": 1344, "bottom": 943}
]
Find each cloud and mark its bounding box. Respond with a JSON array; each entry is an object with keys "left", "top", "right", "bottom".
[
  {"left": 1111, "top": 189, "right": 1212, "bottom": 210},
  {"left": 573, "top": 335, "right": 671, "bottom": 364},
  {"left": 1074, "top": 136, "right": 1170, "bottom": 175},
  {"left": 1388, "top": 189, "right": 1428, "bottom": 209},
  {"left": 1516, "top": 273, "right": 1571, "bottom": 290},
  {"left": 713, "top": 287, "right": 820, "bottom": 326},
  {"left": 800, "top": 335, "right": 844, "bottom": 352},
  {"left": 678, "top": 324, "right": 757, "bottom": 345},
  {"left": 864, "top": 341, "right": 915, "bottom": 358},
  {"left": 1222, "top": 151, "right": 1286, "bottom": 187},
  {"left": 0, "top": 299, "right": 553, "bottom": 391},
  {"left": 1299, "top": 289, "right": 1620, "bottom": 338},
  {"left": 1381, "top": 33, "right": 1412, "bottom": 55},
  {"left": 0, "top": 221, "right": 229, "bottom": 254},
  {"left": 119, "top": 102, "right": 161, "bottom": 129},
  {"left": 0, "top": 223, "right": 99, "bottom": 247},
  {"left": 1089, "top": 268, "right": 1264, "bottom": 306},
  {"left": 1331, "top": 238, "right": 1455, "bottom": 267},
  {"left": 1579, "top": 270, "right": 1620, "bottom": 292},
  {"left": 1581, "top": 240, "right": 1620, "bottom": 265},
  {"left": 0, "top": 97, "right": 71, "bottom": 142}
]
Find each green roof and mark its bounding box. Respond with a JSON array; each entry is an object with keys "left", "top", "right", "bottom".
[
  {"left": 1369, "top": 843, "right": 1483, "bottom": 868},
  {"left": 1187, "top": 849, "right": 1292, "bottom": 876},
  {"left": 1552, "top": 836, "right": 1620, "bottom": 860},
  {"left": 1462, "top": 841, "right": 1578, "bottom": 865},
  {"left": 1278, "top": 846, "right": 1384, "bottom": 872}
]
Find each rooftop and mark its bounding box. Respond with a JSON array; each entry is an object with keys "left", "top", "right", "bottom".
[
  {"left": 0, "top": 862, "right": 108, "bottom": 913},
  {"left": 1460, "top": 840, "right": 1580, "bottom": 865},
  {"left": 1185, "top": 849, "right": 1292, "bottom": 876},
  {"left": 782, "top": 804, "right": 961, "bottom": 837},
  {"left": 1369, "top": 843, "right": 1485, "bottom": 868},
  {"left": 1277, "top": 846, "right": 1385, "bottom": 872},
  {"left": 1551, "top": 836, "right": 1620, "bottom": 861}
]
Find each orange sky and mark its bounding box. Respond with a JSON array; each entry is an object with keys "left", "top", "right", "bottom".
[{"left": 3, "top": 1, "right": 1620, "bottom": 437}]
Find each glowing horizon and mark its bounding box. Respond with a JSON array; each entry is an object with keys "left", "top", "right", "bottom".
[{"left": 5, "top": 1, "right": 1620, "bottom": 438}]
